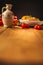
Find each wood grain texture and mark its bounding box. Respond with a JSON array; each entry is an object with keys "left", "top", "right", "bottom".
[{"left": 0, "top": 26, "right": 43, "bottom": 63}]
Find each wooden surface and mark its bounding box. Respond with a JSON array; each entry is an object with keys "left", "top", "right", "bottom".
[{"left": 0, "top": 26, "right": 43, "bottom": 64}]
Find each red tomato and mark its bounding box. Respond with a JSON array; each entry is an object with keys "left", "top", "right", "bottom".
[
  {"left": 0, "top": 21, "right": 3, "bottom": 25},
  {"left": 34, "top": 25, "right": 38, "bottom": 29},
  {"left": 21, "top": 24, "right": 29, "bottom": 29},
  {"left": 13, "top": 19, "right": 18, "bottom": 24},
  {"left": 21, "top": 24, "right": 26, "bottom": 28},
  {"left": 34, "top": 25, "right": 41, "bottom": 30},
  {"left": 37, "top": 25, "right": 41, "bottom": 30},
  {"left": 25, "top": 24, "right": 29, "bottom": 28}
]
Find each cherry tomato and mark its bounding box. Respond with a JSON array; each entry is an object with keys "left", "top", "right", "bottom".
[
  {"left": 34, "top": 25, "right": 38, "bottom": 29},
  {"left": 13, "top": 19, "right": 18, "bottom": 24},
  {"left": 34, "top": 25, "right": 41, "bottom": 30},
  {"left": 0, "top": 21, "right": 3, "bottom": 25},
  {"left": 0, "top": 18, "right": 3, "bottom": 25},
  {"left": 21, "top": 24, "right": 29, "bottom": 29},
  {"left": 21, "top": 24, "right": 26, "bottom": 28},
  {"left": 37, "top": 25, "right": 41, "bottom": 30},
  {"left": 25, "top": 24, "right": 29, "bottom": 28}
]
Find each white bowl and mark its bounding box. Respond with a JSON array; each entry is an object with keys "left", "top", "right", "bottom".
[{"left": 19, "top": 19, "right": 43, "bottom": 26}]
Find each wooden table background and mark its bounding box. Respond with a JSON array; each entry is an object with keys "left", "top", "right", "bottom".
[{"left": 0, "top": 26, "right": 43, "bottom": 64}]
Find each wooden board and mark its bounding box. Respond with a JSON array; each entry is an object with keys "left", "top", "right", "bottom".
[{"left": 0, "top": 26, "right": 43, "bottom": 64}]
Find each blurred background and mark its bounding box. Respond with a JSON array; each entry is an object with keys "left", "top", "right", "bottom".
[{"left": 0, "top": 0, "right": 43, "bottom": 20}]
